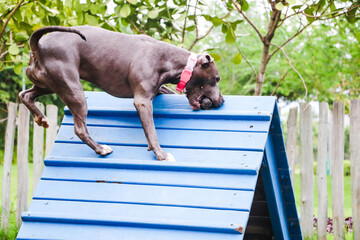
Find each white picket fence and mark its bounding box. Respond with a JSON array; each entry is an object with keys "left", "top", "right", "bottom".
[
  {"left": 1, "top": 102, "right": 58, "bottom": 230},
  {"left": 286, "top": 100, "right": 360, "bottom": 240}
]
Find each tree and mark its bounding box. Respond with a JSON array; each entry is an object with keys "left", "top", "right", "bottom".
[
  {"left": 228, "top": 0, "right": 359, "bottom": 96},
  {"left": 0, "top": 0, "right": 359, "bottom": 101}
]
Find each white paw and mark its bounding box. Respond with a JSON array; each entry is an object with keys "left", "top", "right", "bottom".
[
  {"left": 99, "top": 145, "right": 113, "bottom": 156},
  {"left": 165, "top": 153, "right": 176, "bottom": 162}
]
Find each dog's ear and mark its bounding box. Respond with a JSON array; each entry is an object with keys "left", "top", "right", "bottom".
[{"left": 198, "top": 54, "right": 213, "bottom": 68}]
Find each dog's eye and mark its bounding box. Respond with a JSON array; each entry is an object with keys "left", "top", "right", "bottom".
[
  {"left": 215, "top": 76, "right": 221, "bottom": 82},
  {"left": 200, "top": 86, "right": 204, "bottom": 90}
]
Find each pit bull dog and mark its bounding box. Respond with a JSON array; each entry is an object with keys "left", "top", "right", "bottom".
[{"left": 20, "top": 26, "right": 224, "bottom": 161}]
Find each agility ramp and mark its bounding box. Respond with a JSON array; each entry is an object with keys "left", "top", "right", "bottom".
[{"left": 17, "top": 92, "right": 302, "bottom": 240}]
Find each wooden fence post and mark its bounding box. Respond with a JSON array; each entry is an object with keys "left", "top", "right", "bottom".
[
  {"left": 350, "top": 99, "right": 360, "bottom": 240},
  {"left": 331, "top": 101, "right": 345, "bottom": 240},
  {"left": 16, "top": 104, "right": 30, "bottom": 226},
  {"left": 45, "top": 104, "right": 58, "bottom": 156},
  {"left": 33, "top": 102, "right": 45, "bottom": 190},
  {"left": 328, "top": 110, "right": 333, "bottom": 176},
  {"left": 1, "top": 102, "right": 17, "bottom": 231},
  {"left": 286, "top": 107, "right": 298, "bottom": 185},
  {"left": 299, "top": 103, "right": 314, "bottom": 238},
  {"left": 317, "top": 102, "right": 329, "bottom": 240}
]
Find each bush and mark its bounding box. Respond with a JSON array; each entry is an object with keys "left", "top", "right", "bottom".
[{"left": 313, "top": 160, "right": 351, "bottom": 176}]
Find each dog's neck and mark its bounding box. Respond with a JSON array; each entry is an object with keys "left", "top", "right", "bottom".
[{"left": 159, "top": 47, "right": 195, "bottom": 85}]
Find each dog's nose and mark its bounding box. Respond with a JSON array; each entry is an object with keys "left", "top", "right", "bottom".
[{"left": 213, "top": 94, "right": 224, "bottom": 108}]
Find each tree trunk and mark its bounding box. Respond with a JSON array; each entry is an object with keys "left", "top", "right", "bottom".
[
  {"left": 254, "top": 8, "right": 281, "bottom": 96},
  {"left": 254, "top": 44, "right": 270, "bottom": 96}
]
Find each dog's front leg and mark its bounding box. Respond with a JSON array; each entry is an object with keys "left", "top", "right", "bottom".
[{"left": 134, "top": 96, "right": 175, "bottom": 161}]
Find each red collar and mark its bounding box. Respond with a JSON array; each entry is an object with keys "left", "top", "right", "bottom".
[{"left": 176, "top": 52, "right": 197, "bottom": 92}]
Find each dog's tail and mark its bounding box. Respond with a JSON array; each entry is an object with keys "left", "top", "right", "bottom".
[{"left": 29, "top": 26, "right": 86, "bottom": 58}]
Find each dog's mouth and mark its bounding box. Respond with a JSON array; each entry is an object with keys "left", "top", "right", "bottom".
[{"left": 189, "top": 95, "right": 213, "bottom": 111}]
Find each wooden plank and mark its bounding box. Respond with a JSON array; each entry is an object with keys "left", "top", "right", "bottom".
[
  {"left": 350, "top": 99, "right": 360, "bottom": 240},
  {"left": 41, "top": 166, "right": 259, "bottom": 191},
  {"left": 328, "top": 110, "right": 333, "bottom": 176},
  {"left": 286, "top": 106, "right": 298, "bottom": 185},
  {"left": 331, "top": 101, "right": 345, "bottom": 240},
  {"left": 45, "top": 104, "right": 58, "bottom": 157},
  {"left": 23, "top": 200, "right": 248, "bottom": 234},
  {"left": 55, "top": 125, "right": 268, "bottom": 151},
  {"left": 33, "top": 102, "right": 45, "bottom": 190},
  {"left": 62, "top": 114, "right": 271, "bottom": 133},
  {"left": 299, "top": 103, "right": 314, "bottom": 238},
  {"left": 78, "top": 91, "right": 276, "bottom": 119},
  {"left": 1, "top": 102, "right": 17, "bottom": 231},
  {"left": 16, "top": 104, "right": 30, "bottom": 226},
  {"left": 17, "top": 222, "right": 245, "bottom": 240},
  {"left": 34, "top": 180, "right": 254, "bottom": 211},
  {"left": 48, "top": 143, "right": 264, "bottom": 166},
  {"left": 317, "top": 102, "right": 329, "bottom": 240}
]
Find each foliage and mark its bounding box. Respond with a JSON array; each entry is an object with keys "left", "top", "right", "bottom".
[
  {"left": 217, "top": 0, "right": 360, "bottom": 96},
  {"left": 0, "top": 0, "right": 359, "bottom": 100}
]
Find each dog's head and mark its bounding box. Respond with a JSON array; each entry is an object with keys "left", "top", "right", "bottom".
[{"left": 185, "top": 54, "right": 224, "bottom": 110}]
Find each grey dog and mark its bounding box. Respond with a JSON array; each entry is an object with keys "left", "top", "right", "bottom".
[{"left": 20, "top": 26, "right": 224, "bottom": 161}]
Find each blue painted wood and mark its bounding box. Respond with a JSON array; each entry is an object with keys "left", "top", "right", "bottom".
[
  {"left": 33, "top": 180, "right": 253, "bottom": 211},
  {"left": 17, "top": 92, "right": 302, "bottom": 240},
  {"left": 41, "top": 166, "right": 259, "bottom": 191},
  {"left": 17, "top": 222, "right": 246, "bottom": 240},
  {"left": 22, "top": 200, "right": 247, "bottom": 234},
  {"left": 55, "top": 125, "right": 268, "bottom": 151},
  {"left": 48, "top": 143, "right": 264, "bottom": 165},
  {"left": 65, "top": 92, "right": 276, "bottom": 121},
  {"left": 61, "top": 114, "right": 271, "bottom": 132},
  {"left": 266, "top": 103, "right": 302, "bottom": 239}
]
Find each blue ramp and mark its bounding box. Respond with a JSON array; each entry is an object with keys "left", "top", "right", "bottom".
[{"left": 17, "top": 92, "right": 302, "bottom": 240}]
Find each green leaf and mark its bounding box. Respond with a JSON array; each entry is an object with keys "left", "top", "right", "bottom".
[
  {"left": 148, "top": 9, "right": 159, "bottom": 19},
  {"left": 121, "top": 18, "right": 129, "bottom": 26},
  {"left": 127, "top": 0, "right": 137, "bottom": 5},
  {"left": 355, "top": 32, "right": 360, "bottom": 43},
  {"left": 225, "top": 28, "right": 236, "bottom": 44},
  {"left": 163, "top": 38, "right": 171, "bottom": 43},
  {"left": 202, "top": 14, "right": 211, "bottom": 21},
  {"left": 210, "top": 53, "right": 221, "bottom": 61},
  {"left": 275, "top": 2, "right": 284, "bottom": 11},
  {"left": 240, "top": 0, "right": 249, "bottom": 11},
  {"left": 186, "top": 25, "right": 195, "bottom": 31},
  {"left": 90, "top": 4, "right": 98, "bottom": 15},
  {"left": 292, "top": 4, "right": 302, "bottom": 10},
  {"left": 85, "top": 14, "right": 98, "bottom": 25},
  {"left": 8, "top": 44, "right": 20, "bottom": 55},
  {"left": 120, "top": 4, "right": 131, "bottom": 18},
  {"left": 68, "top": 19, "right": 78, "bottom": 26},
  {"left": 15, "top": 31, "right": 28, "bottom": 42},
  {"left": 230, "top": 20, "right": 243, "bottom": 30},
  {"left": 221, "top": 24, "right": 228, "bottom": 34},
  {"left": 304, "top": 7, "right": 315, "bottom": 23},
  {"left": 176, "top": 11, "right": 187, "bottom": 22},
  {"left": 232, "top": 53, "right": 242, "bottom": 64},
  {"left": 211, "top": 17, "right": 223, "bottom": 27},
  {"left": 76, "top": 12, "right": 84, "bottom": 24},
  {"left": 345, "top": 7, "right": 358, "bottom": 24},
  {"left": 14, "top": 64, "right": 22, "bottom": 75},
  {"left": 287, "top": 0, "right": 296, "bottom": 4}
]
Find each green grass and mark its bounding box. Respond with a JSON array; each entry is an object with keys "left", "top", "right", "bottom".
[
  {"left": 0, "top": 164, "right": 33, "bottom": 240},
  {"left": 293, "top": 168, "right": 353, "bottom": 217},
  {"left": 0, "top": 164, "right": 354, "bottom": 239}
]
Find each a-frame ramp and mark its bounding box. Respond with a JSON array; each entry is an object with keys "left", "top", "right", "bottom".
[{"left": 17, "top": 92, "right": 302, "bottom": 240}]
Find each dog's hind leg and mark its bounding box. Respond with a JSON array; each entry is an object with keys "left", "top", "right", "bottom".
[{"left": 19, "top": 85, "right": 53, "bottom": 128}]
